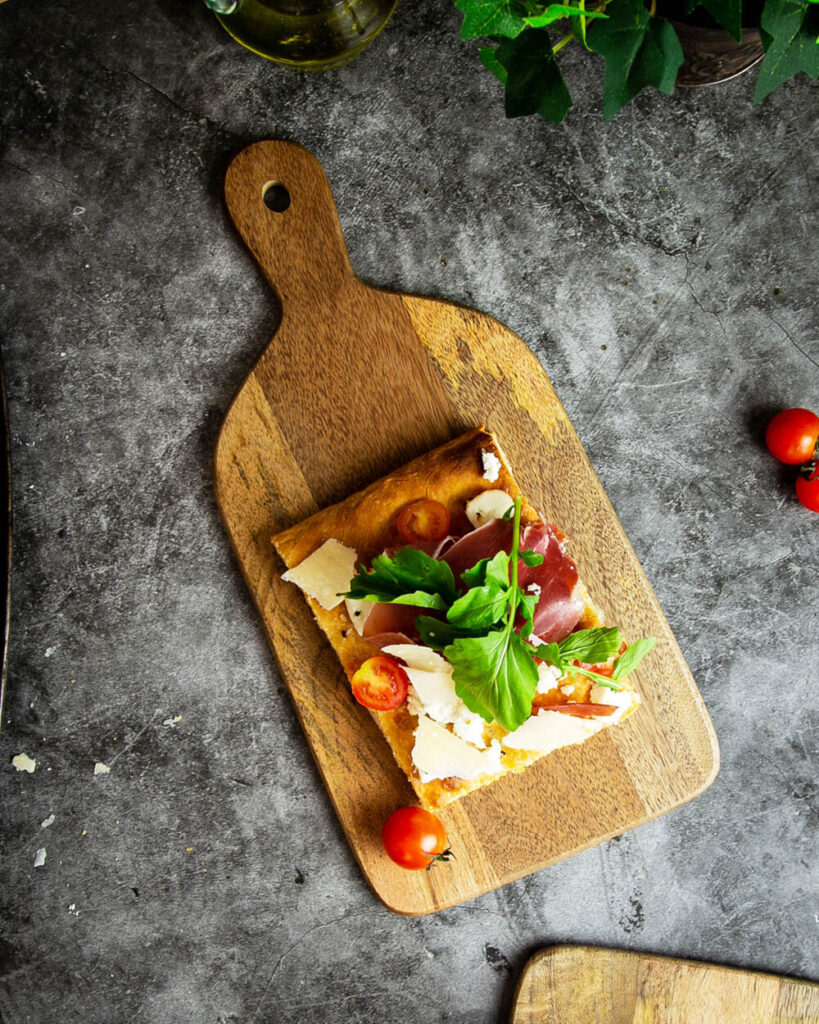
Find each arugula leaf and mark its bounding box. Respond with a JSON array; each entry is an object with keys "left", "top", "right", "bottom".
[
  {"left": 557, "top": 627, "right": 622, "bottom": 664},
  {"left": 492, "top": 27, "right": 574, "bottom": 122},
  {"left": 345, "top": 547, "right": 456, "bottom": 605},
  {"left": 519, "top": 549, "right": 544, "bottom": 568},
  {"left": 611, "top": 637, "right": 657, "bottom": 680},
  {"left": 447, "top": 584, "right": 509, "bottom": 629},
  {"left": 588, "top": 0, "right": 684, "bottom": 121},
  {"left": 754, "top": 0, "right": 819, "bottom": 102},
  {"left": 456, "top": 0, "right": 529, "bottom": 39},
  {"left": 416, "top": 616, "right": 485, "bottom": 650},
  {"left": 517, "top": 592, "right": 538, "bottom": 637},
  {"left": 446, "top": 630, "right": 540, "bottom": 731}
]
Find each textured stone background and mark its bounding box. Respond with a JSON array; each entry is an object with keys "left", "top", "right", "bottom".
[{"left": 0, "top": 1, "right": 817, "bottom": 1022}]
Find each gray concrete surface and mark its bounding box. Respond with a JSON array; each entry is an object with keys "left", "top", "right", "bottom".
[{"left": 0, "top": 1, "right": 817, "bottom": 1022}]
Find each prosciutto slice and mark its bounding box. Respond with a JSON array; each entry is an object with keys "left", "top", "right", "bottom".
[
  {"left": 361, "top": 601, "right": 425, "bottom": 642},
  {"left": 443, "top": 518, "right": 583, "bottom": 643}
]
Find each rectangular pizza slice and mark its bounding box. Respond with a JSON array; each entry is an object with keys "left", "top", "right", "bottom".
[{"left": 272, "top": 428, "right": 650, "bottom": 812}]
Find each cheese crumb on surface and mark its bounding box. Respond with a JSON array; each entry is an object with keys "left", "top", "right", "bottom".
[
  {"left": 40, "top": 814, "right": 55, "bottom": 829},
  {"left": 12, "top": 753, "right": 36, "bottom": 773},
  {"left": 536, "top": 663, "right": 563, "bottom": 694},
  {"left": 34, "top": 848, "right": 46, "bottom": 868},
  {"left": 93, "top": 762, "right": 111, "bottom": 776},
  {"left": 281, "top": 538, "right": 357, "bottom": 611},
  {"left": 480, "top": 449, "right": 502, "bottom": 482}
]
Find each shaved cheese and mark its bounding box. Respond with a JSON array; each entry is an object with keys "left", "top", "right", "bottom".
[
  {"left": 412, "top": 715, "right": 502, "bottom": 783},
  {"left": 344, "top": 597, "right": 373, "bottom": 636},
  {"left": 590, "top": 684, "right": 639, "bottom": 722},
  {"left": 405, "top": 668, "right": 459, "bottom": 724},
  {"left": 502, "top": 710, "right": 606, "bottom": 753},
  {"left": 281, "top": 539, "right": 357, "bottom": 611},
  {"left": 382, "top": 644, "right": 450, "bottom": 673},
  {"left": 465, "top": 489, "right": 514, "bottom": 528}
]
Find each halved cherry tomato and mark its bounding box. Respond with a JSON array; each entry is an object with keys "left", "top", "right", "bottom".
[
  {"left": 396, "top": 499, "right": 450, "bottom": 545},
  {"left": 382, "top": 806, "right": 451, "bottom": 870},
  {"left": 795, "top": 473, "right": 819, "bottom": 513},
  {"left": 538, "top": 703, "right": 618, "bottom": 718},
  {"left": 765, "top": 408, "right": 819, "bottom": 465},
  {"left": 350, "top": 656, "right": 409, "bottom": 711}
]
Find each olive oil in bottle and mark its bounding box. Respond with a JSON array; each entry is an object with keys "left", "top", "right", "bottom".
[{"left": 205, "top": 0, "right": 398, "bottom": 70}]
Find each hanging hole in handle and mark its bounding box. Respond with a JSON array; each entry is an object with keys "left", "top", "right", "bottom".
[{"left": 262, "top": 181, "right": 291, "bottom": 213}]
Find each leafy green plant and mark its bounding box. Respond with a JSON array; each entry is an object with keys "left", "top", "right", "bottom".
[{"left": 455, "top": 0, "right": 819, "bottom": 121}]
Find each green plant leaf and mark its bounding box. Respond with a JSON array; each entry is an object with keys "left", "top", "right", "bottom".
[
  {"left": 479, "top": 44, "right": 509, "bottom": 82},
  {"left": 446, "top": 629, "right": 540, "bottom": 730},
  {"left": 588, "top": 0, "right": 684, "bottom": 120},
  {"left": 456, "top": 0, "right": 529, "bottom": 38},
  {"left": 754, "top": 0, "right": 819, "bottom": 101},
  {"left": 699, "top": 0, "right": 743, "bottom": 41},
  {"left": 495, "top": 27, "right": 574, "bottom": 122},
  {"left": 415, "top": 616, "right": 485, "bottom": 650},
  {"left": 524, "top": 2, "right": 608, "bottom": 26}
]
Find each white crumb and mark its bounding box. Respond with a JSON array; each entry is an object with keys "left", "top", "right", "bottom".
[
  {"left": 162, "top": 715, "right": 182, "bottom": 728},
  {"left": 40, "top": 814, "right": 55, "bottom": 829},
  {"left": 34, "top": 848, "right": 46, "bottom": 868},
  {"left": 12, "top": 753, "right": 36, "bottom": 773},
  {"left": 481, "top": 449, "right": 502, "bottom": 482},
  {"left": 93, "top": 762, "right": 111, "bottom": 776}
]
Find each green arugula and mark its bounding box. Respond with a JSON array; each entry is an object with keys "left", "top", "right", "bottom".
[
  {"left": 344, "top": 547, "right": 456, "bottom": 611},
  {"left": 343, "top": 496, "right": 655, "bottom": 732}
]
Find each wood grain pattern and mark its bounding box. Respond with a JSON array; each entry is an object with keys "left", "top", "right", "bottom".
[
  {"left": 213, "top": 140, "right": 719, "bottom": 915},
  {"left": 511, "top": 946, "right": 819, "bottom": 1023}
]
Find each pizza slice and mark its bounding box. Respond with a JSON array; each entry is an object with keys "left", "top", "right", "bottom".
[{"left": 272, "top": 428, "right": 653, "bottom": 812}]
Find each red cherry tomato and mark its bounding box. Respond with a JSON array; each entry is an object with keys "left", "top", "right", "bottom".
[
  {"left": 573, "top": 641, "right": 627, "bottom": 678},
  {"left": 396, "top": 499, "right": 450, "bottom": 545},
  {"left": 795, "top": 474, "right": 819, "bottom": 513},
  {"left": 765, "top": 408, "right": 819, "bottom": 465},
  {"left": 382, "top": 807, "right": 451, "bottom": 870},
  {"left": 350, "top": 656, "right": 409, "bottom": 711},
  {"left": 538, "top": 703, "right": 618, "bottom": 718}
]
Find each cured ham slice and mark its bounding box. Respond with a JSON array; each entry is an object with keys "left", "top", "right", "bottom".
[
  {"left": 443, "top": 518, "right": 583, "bottom": 643},
  {"left": 361, "top": 600, "right": 425, "bottom": 641}
]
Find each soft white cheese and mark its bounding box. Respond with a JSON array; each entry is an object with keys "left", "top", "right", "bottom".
[
  {"left": 526, "top": 582, "right": 542, "bottom": 596},
  {"left": 560, "top": 683, "right": 576, "bottom": 696},
  {"left": 405, "top": 667, "right": 460, "bottom": 725},
  {"left": 465, "top": 488, "right": 514, "bottom": 527},
  {"left": 536, "top": 662, "right": 563, "bottom": 694},
  {"left": 281, "top": 538, "right": 357, "bottom": 611},
  {"left": 344, "top": 597, "right": 373, "bottom": 635},
  {"left": 382, "top": 644, "right": 450, "bottom": 673},
  {"left": 480, "top": 449, "right": 502, "bottom": 483},
  {"left": 412, "top": 715, "right": 501, "bottom": 783},
  {"left": 590, "top": 683, "right": 639, "bottom": 722},
  {"left": 451, "top": 706, "right": 488, "bottom": 748},
  {"left": 501, "top": 710, "right": 606, "bottom": 753}
]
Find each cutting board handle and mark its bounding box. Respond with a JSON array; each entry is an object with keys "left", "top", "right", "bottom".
[{"left": 224, "top": 141, "right": 355, "bottom": 312}]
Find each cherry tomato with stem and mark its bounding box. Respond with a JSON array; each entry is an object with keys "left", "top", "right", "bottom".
[
  {"left": 382, "top": 806, "right": 452, "bottom": 870},
  {"left": 350, "top": 656, "right": 409, "bottom": 711},
  {"left": 396, "top": 499, "right": 450, "bottom": 545},
  {"left": 765, "top": 408, "right": 819, "bottom": 465},
  {"left": 795, "top": 472, "right": 819, "bottom": 513}
]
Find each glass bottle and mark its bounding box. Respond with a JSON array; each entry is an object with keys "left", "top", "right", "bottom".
[{"left": 203, "top": 0, "right": 398, "bottom": 70}]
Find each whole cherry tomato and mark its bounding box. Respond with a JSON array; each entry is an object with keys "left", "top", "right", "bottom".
[
  {"left": 382, "top": 806, "right": 452, "bottom": 870},
  {"left": 396, "top": 499, "right": 450, "bottom": 545},
  {"left": 350, "top": 656, "right": 409, "bottom": 711},
  {"left": 765, "top": 408, "right": 819, "bottom": 465},
  {"left": 795, "top": 473, "right": 819, "bottom": 513}
]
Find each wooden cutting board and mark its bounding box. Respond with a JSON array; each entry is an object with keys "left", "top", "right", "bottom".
[
  {"left": 213, "top": 141, "right": 719, "bottom": 916},
  {"left": 511, "top": 946, "right": 819, "bottom": 1023}
]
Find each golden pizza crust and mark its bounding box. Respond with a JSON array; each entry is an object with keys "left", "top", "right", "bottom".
[{"left": 272, "top": 428, "right": 638, "bottom": 812}]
